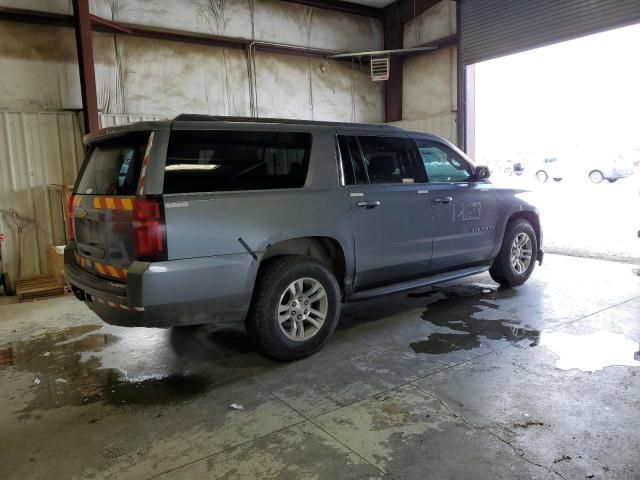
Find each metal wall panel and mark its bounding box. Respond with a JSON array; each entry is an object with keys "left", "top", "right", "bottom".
[
  {"left": 0, "top": 111, "right": 84, "bottom": 282},
  {"left": 388, "top": 113, "right": 457, "bottom": 144},
  {"left": 460, "top": 0, "right": 640, "bottom": 65}
]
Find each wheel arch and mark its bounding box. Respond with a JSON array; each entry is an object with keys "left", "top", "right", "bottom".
[
  {"left": 258, "top": 236, "right": 348, "bottom": 293},
  {"left": 508, "top": 211, "right": 541, "bottom": 247},
  {"left": 491, "top": 210, "right": 542, "bottom": 263}
]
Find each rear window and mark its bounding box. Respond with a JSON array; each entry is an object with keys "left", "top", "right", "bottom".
[
  {"left": 76, "top": 133, "right": 149, "bottom": 195},
  {"left": 164, "top": 130, "right": 312, "bottom": 194}
]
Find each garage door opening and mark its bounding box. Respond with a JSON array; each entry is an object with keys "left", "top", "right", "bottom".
[{"left": 467, "top": 23, "right": 640, "bottom": 264}]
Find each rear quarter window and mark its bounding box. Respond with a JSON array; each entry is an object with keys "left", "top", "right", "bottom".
[
  {"left": 163, "top": 130, "right": 312, "bottom": 194},
  {"left": 76, "top": 133, "right": 150, "bottom": 195}
]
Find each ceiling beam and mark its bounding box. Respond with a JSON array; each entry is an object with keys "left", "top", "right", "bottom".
[
  {"left": 0, "top": 8, "right": 337, "bottom": 57},
  {"left": 0, "top": 7, "right": 73, "bottom": 27},
  {"left": 279, "top": 0, "right": 383, "bottom": 18}
]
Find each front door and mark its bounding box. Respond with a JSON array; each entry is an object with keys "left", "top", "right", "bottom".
[
  {"left": 414, "top": 138, "right": 498, "bottom": 272},
  {"left": 338, "top": 134, "right": 433, "bottom": 289}
]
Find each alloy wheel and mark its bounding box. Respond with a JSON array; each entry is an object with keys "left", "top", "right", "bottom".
[
  {"left": 510, "top": 232, "right": 533, "bottom": 274},
  {"left": 277, "top": 277, "right": 328, "bottom": 341}
]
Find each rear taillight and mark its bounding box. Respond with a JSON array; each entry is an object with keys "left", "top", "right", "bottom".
[
  {"left": 133, "top": 196, "right": 166, "bottom": 261},
  {"left": 67, "top": 194, "right": 75, "bottom": 241}
]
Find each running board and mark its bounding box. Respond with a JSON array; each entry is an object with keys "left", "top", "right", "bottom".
[{"left": 347, "top": 265, "right": 491, "bottom": 302}]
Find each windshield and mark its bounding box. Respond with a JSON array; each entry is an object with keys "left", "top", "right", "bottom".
[{"left": 76, "top": 133, "right": 150, "bottom": 195}]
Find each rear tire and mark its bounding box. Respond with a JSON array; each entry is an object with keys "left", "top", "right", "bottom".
[
  {"left": 247, "top": 256, "right": 341, "bottom": 361},
  {"left": 490, "top": 219, "right": 538, "bottom": 287}
]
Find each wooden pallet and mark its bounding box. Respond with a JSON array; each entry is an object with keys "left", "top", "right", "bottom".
[{"left": 15, "top": 274, "right": 65, "bottom": 303}]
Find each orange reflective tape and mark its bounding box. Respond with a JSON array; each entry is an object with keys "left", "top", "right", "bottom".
[
  {"left": 107, "top": 265, "right": 120, "bottom": 278},
  {"left": 93, "top": 197, "right": 101, "bottom": 209},
  {"left": 95, "top": 263, "right": 106, "bottom": 275},
  {"left": 105, "top": 197, "right": 115, "bottom": 209},
  {"left": 121, "top": 198, "right": 133, "bottom": 210},
  {"left": 74, "top": 196, "right": 82, "bottom": 206}
]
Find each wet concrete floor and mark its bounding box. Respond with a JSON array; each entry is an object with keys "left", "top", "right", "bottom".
[{"left": 1, "top": 254, "right": 639, "bottom": 479}]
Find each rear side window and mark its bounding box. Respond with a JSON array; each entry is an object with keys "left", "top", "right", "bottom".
[
  {"left": 358, "top": 136, "right": 422, "bottom": 184},
  {"left": 337, "top": 135, "right": 367, "bottom": 185},
  {"left": 76, "top": 133, "right": 149, "bottom": 195},
  {"left": 164, "top": 131, "right": 312, "bottom": 194}
]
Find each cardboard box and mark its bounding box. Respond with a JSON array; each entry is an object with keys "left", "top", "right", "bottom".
[{"left": 47, "top": 245, "right": 65, "bottom": 286}]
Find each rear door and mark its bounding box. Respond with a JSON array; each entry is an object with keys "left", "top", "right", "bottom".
[
  {"left": 414, "top": 138, "right": 498, "bottom": 272},
  {"left": 338, "top": 133, "right": 433, "bottom": 289},
  {"left": 72, "top": 131, "right": 152, "bottom": 281}
]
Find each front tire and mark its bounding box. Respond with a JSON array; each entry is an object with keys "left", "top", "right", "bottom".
[
  {"left": 247, "top": 256, "right": 341, "bottom": 361},
  {"left": 589, "top": 170, "right": 604, "bottom": 184},
  {"left": 535, "top": 170, "right": 548, "bottom": 183},
  {"left": 490, "top": 219, "right": 538, "bottom": 287}
]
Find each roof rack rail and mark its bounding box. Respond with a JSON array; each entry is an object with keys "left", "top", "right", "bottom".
[{"left": 173, "top": 114, "right": 399, "bottom": 129}]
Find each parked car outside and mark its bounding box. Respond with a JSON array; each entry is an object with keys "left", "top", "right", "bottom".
[
  {"left": 64, "top": 115, "right": 543, "bottom": 361},
  {"left": 533, "top": 149, "right": 634, "bottom": 184},
  {"left": 504, "top": 161, "right": 526, "bottom": 176}
]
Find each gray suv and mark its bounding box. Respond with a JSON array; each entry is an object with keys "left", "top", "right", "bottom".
[{"left": 64, "top": 115, "right": 543, "bottom": 361}]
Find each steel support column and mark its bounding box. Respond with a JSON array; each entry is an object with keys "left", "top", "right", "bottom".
[
  {"left": 72, "top": 0, "right": 99, "bottom": 135},
  {"left": 456, "top": 0, "right": 466, "bottom": 150},
  {"left": 383, "top": 12, "right": 404, "bottom": 123}
]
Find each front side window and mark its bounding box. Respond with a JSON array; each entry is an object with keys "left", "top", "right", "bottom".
[
  {"left": 415, "top": 139, "right": 473, "bottom": 183},
  {"left": 358, "top": 136, "right": 420, "bottom": 184},
  {"left": 164, "top": 130, "right": 312, "bottom": 194}
]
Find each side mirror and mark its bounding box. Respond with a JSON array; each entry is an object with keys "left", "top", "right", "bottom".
[{"left": 475, "top": 165, "right": 491, "bottom": 180}]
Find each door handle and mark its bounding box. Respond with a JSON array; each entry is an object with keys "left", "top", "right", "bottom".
[
  {"left": 357, "top": 200, "right": 381, "bottom": 209},
  {"left": 433, "top": 196, "right": 453, "bottom": 204}
]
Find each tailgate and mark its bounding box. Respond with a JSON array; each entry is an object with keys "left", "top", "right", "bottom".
[{"left": 71, "top": 131, "right": 152, "bottom": 281}]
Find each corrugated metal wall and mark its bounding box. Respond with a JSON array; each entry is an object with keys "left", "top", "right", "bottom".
[
  {"left": 460, "top": 0, "right": 640, "bottom": 65},
  {"left": 389, "top": 114, "right": 457, "bottom": 144},
  {"left": 0, "top": 111, "right": 85, "bottom": 282},
  {"left": 0, "top": 111, "right": 167, "bottom": 283}
]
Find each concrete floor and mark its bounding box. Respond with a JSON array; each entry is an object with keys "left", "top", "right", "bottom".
[{"left": 1, "top": 254, "right": 639, "bottom": 480}]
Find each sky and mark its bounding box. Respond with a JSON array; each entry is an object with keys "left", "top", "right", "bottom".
[{"left": 473, "top": 23, "right": 640, "bottom": 163}]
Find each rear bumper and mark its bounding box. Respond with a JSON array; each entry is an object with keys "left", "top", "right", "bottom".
[{"left": 64, "top": 244, "right": 257, "bottom": 328}]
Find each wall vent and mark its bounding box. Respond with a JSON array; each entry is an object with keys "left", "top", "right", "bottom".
[{"left": 370, "top": 55, "right": 390, "bottom": 81}]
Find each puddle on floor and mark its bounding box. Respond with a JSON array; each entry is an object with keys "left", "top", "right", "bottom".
[
  {"left": 410, "top": 285, "right": 540, "bottom": 354},
  {"left": 0, "top": 324, "right": 210, "bottom": 417},
  {"left": 539, "top": 331, "right": 640, "bottom": 372}
]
